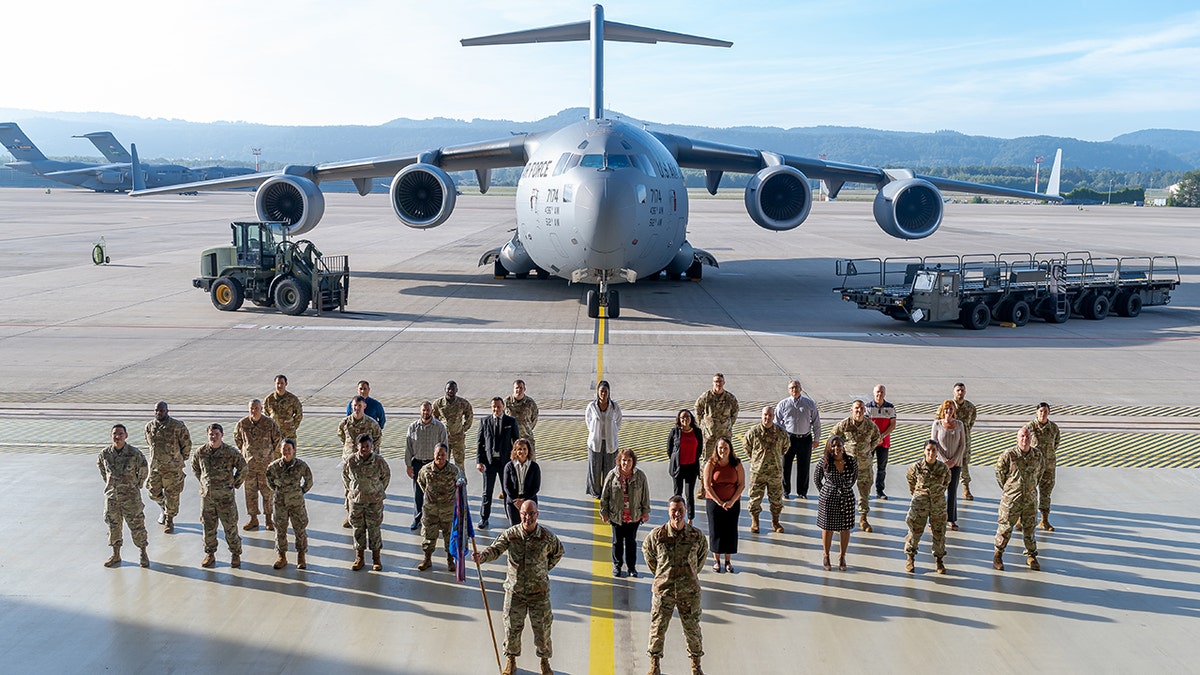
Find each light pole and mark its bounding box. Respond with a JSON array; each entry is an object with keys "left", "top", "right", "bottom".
[
  {"left": 1034, "top": 156, "right": 1043, "bottom": 192},
  {"left": 252, "top": 147, "right": 262, "bottom": 172}
]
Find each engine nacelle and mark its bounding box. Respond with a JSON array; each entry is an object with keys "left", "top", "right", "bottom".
[
  {"left": 744, "top": 165, "right": 813, "bottom": 231},
  {"left": 872, "top": 178, "right": 943, "bottom": 240},
  {"left": 255, "top": 175, "right": 325, "bottom": 235},
  {"left": 98, "top": 171, "right": 126, "bottom": 185},
  {"left": 390, "top": 163, "right": 457, "bottom": 229}
]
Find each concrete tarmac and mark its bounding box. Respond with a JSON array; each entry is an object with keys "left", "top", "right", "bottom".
[{"left": 2, "top": 188, "right": 1200, "bottom": 673}]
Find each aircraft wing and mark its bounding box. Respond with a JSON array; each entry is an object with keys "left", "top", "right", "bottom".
[
  {"left": 130, "top": 132, "right": 539, "bottom": 197},
  {"left": 652, "top": 132, "right": 1061, "bottom": 201},
  {"left": 44, "top": 162, "right": 130, "bottom": 178}
]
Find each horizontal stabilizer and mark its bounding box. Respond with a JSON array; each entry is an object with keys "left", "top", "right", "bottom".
[{"left": 462, "top": 20, "right": 730, "bottom": 47}]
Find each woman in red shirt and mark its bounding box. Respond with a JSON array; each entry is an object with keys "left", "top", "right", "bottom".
[{"left": 667, "top": 409, "right": 704, "bottom": 524}]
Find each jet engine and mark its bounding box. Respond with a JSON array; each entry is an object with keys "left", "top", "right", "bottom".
[
  {"left": 390, "top": 163, "right": 457, "bottom": 229},
  {"left": 255, "top": 174, "right": 325, "bottom": 235},
  {"left": 744, "top": 165, "right": 813, "bottom": 231},
  {"left": 872, "top": 178, "right": 943, "bottom": 239},
  {"left": 98, "top": 171, "right": 126, "bottom": 185}
]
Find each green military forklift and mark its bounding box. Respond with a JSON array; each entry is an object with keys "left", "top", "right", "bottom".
[{"left": 195, "top": 221, "right": 349, "bottom": 315}]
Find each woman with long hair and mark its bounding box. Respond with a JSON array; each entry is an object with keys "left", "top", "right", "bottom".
[
  {"left": 599, "top": 448, "right": 650, "bottom": 577},
  {"left": 668, "top": 408, "right": 704, "bottom": 524},
  {"left": 931, "top": 399, "right": 966, "bottom": 531},
  {"left": 585, "top": 380, "right": 622, "bottom": 498},
  {"left": 703, "top": 436, "right": 744, "bottom": 573}
]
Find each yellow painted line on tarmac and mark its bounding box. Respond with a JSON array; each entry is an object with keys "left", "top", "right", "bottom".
[
  {"left": 589, "top": 507, "right": 614, "bottom": 674},
  {"left": 594, "top": 305, "right": 607, "bottom": 379}
]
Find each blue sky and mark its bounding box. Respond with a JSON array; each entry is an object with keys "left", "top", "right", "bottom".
[{"left": 7, "top": 0, "right": 1199, "bottom": 140}]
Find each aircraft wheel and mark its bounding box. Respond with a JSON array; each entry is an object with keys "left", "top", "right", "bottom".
[
  {"left": 1081, "top": 293, "right": 1110, "bottom": 320},
  {"left": 515, "top": 271, "right": 530, "bottom": 280},
  {"left": 493, "top": 259, "right": 508, "bottom": 279},
  {"left": 211, "top": 277, "right": 245, "bottom": 312},
  {"left": 274, "top": 277, "right": 312, "bottom": 316},
  {"left": 686, "top": 259, "right": 703, "bottom": 281},
  {"left": 1116, "top": 291, "right": 1143, "bottom": 317},
  {"left": 666, "top": 270, "right": 683, "bottom": 281},
  {"left": 606, "top": 290, "right": 620, "bottom": 318},
  {"left": 1001, "top": 299, "right": 1031, "bottom": 327},
  {"left": 958, "top": 301, "right": 991, "bottom": 330},
  {"left": 535, "top": 267, "right": 550, "bottom": 280},
  {"left": 586, "top": 290, "right": 600, "bottom": 319}
]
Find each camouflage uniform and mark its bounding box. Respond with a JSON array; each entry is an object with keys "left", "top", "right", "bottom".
[
  {"left": 416, "top": 460, "right": 465, "bottom": 555},
  {"left": 1025, "top": 418, "right": 1060, "bottom": 512},
  {"left": 905, "top": 458, "right": 951, "bottom": 558},
  {"left": 432, "top": 396, "right": 474, "bottom": 468},
  {"left": 743, "top": 422, "right": 789, "bottom": 519},
  {"left": 505, "top": 394, "right": 540, "bottom": 455},
  {"left": 695, "top": 389, "right": 739, "bottom": 469},
  {"left": 144, "top": 416, "right": 191, "bottom": 519},
  {"left": 98, "top": 442, "right": 149, "bottom": 548},
  {"left": 478, "top": 524, "right": 564, "bottom": 659},
  {"left": 829, "top": 416, "right": 882, "bottom": 516},
  {"left": 265, "top": 456, "right": 313, "bottom": 555},
  {"left": 344, "top": 451, "right": 391, "bottom": 553},
  {"left": 191, "top": 442, "right": 246, "bottom": 555},
  {"left": 234, "top": 415, "right": 282, "bottom": 519},
  {"left": 338, "top": 414, "right": 383, "bottom": 460},
  {"left": 955, "top": 398, "right": 978, "bottom": 487},
  {"left": 994, "top": 444, "right": 1045, "bottom": 556},
  {"left": 642, "top": 521, "right": 709, "bottom": 659},
  {"left": 264, "top": 390, "right": 304, "bottom": 444}
]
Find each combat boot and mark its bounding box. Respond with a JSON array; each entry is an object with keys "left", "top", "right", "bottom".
[
  {"left": 230, "top": 553, "right": 241, "bottom": 569},
  {"left": 647, "top": 656, "right": 661, "bottom": 675},
  {"left": 501, "top": 655, "right": 516, "bottom": 675},
  {"left": 418, "top": 551, "right": 433, "bottom": 571},
  {"left": 935, "top": 557, "right": 946, "bottom": 574},
  {"left": 265, "top": 517, "right": 275, "bottom": 532},
  {"left": 963, "top": 485, "right": 975, "bottom": 501},
  {"left": 202, "top": 552, "right": 216, "bottom": 568},
  {"left": 1027, "top": 555, "right": 1041, "bottom": 571},
  {"left": 860, "top": 516, "right": 873, "bottom": 533},
  {"left": 352, "top": 549, "right": 365, "bottom": 571},
  {"left": 273, "top": 553, "right": 287, "bottom": 570},
  {"left": 164, "top": 515, "right": 174, "bottom": 533},
  {"left": 139, "top": 546, "right": 150, "bottom": 569},
  {"left": 540, "top": 657, "right": 553, "bottom": 675},
  {"left": 1040, "top": 510, "right": 1055, "bottom": 532},
  {"left": 157, "top": 508, "right": 166, "bottom": 525},
  {"left": 242, "top": 515, "right": 259, "bottom": 531},
  {"left": 104, "top": 545, "right": 121, "bottom": 568},
  {"left": 750, "top": 512, "right": 760, "bottom": 533},
  {"left": 447, "top": 556, "right": 457, "bottom": 573},
  {"left": 771, "top": 515, "right": 784, "bottom": 533},
  {"left": 296, "top": 551, "right": 307, "bottom": 569},
  {"left": 342, "top": 516, "right": 351, "bottom": 529},
  {"left": 372, "top": 549, "right": 383, "bottom": 571},
  {"left": 992, "top": 549, "right": 1004, "bottom": 571},
  {"left": 690, "top": 655, "right": 704, "bottom": 675},
  {"left": 905, "top": 555, "right": 915, "bottom": 573}
]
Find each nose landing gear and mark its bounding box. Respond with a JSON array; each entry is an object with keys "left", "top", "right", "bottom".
[{"left": 586, "top": 279, "right": 620, "bottom": 319}]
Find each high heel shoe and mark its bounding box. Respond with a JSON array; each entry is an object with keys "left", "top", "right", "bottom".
[
  {"left": 822, "top": 554, "right": 831, "bottom": 571},
  {"left": 838, "top": 555, "right": 847, "bottom": 571}
]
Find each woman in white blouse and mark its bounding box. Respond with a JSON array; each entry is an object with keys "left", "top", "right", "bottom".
[
  {"left": 585, "top": 380, "right": 622, "bottom": 498},
  {"left": 931, "top": 399, "right": 966, "bottom": 531}
]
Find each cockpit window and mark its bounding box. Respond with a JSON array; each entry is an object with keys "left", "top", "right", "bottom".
[
  {"left": 580, "top": 154, "right": 605, "bottom": 169},
  {"left": 552, "top": 152, "right": 579, "bottom": 177},
  {"left": 632, "top": 154, "right": 657, "bottom": 177},
  {"left": 606, "top": 154, "right": 632, "bottom": 169}
]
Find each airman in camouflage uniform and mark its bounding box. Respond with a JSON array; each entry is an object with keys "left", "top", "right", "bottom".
[
  {"left": 234, "top": 399, "right": 282, "bottom": 531},
  {"left": 144, "top": 401, "right": 191, "bottom": 533},
  {"left": 432, "top": 381, "right": 474, "bottom": 468},
  {"left": 339, "top": 396, "right": 384, "bottom": 459},
  {"left": 953, "top": 383, "right": 978, "bottom": 500},
  {"left": 505, "top": 379, "right": 540, "bottom": 456},
  {"left": 98, "top": 424, "right": 150, "bottom": 568},
  {"left": 1024, "top": 402, "right": 1061, "bottom": 531},
  {"left": 643, "top": 496, "right": 709, "bottom": 675},
  {"left": 264, "top": 374, "right": 304, "bottom": 445},
  {"left": 743, "top": 406, "right": 790, "bottom": 534},
  {"left": 993, "top": 426, "right": 1045, "bottom": 571},
  {"left": 694, "top": 373, "right": 738, "bottom": 499},
  {"left": 829, "top": 400, "right": 883, "bottom": 531},
  {"left": 905, "top": 440, "right": 951, "bottom": 574},
  {"left": 191, "top": 423, "right": 247, "bottom": 568},
  {"left": 416, "top": 443, "right": 466, "bottom": 572},
  {"left": 344, "top": 433, "right": 391, "bottom": 572},
  {"left": 265, "top": 438, "right": 313, "bottom": 570},
  {"left": 475, "top": 500, "right": 564, "bottom": 675}
]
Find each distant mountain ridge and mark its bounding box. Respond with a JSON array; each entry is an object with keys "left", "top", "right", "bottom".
[{"left": 1, "top": 107, "right": 1195, "bottom": 172}]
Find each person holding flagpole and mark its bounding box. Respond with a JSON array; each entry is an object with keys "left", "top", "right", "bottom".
[{"left": 416, "top": 443, "right": 465, "bottom": 572}]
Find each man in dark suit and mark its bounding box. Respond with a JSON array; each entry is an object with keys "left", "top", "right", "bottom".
[{"left": 477, "top": 397, "right": 519, "bottom": 529}]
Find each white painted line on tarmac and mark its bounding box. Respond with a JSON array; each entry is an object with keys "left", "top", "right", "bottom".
[{"left": 238, "top": 324, "right": 906, "bottom": 338}]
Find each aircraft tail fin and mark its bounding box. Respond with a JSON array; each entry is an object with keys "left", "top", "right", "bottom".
[
  {"left": 1045, "top": 148, "right": 1062, "bottom": 198},
  {"left": 77, "top": 132, "right": 132, "bottom": 164},
  {"left": 0, "top": 122, "right": 48, "bottom": 162},
  {"left": 131, "top": 143, "right": 145, "bottom": 192},
  {"left": 463, "top": 5, "right": 730, "bottom": 120}
]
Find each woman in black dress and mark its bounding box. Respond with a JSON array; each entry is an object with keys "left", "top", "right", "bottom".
[
  {"left": 703, "top": 437, "right": 745, "bottom": 573},
  {"left": 814, "top": 435, "right": 857, "bottom": 571}
]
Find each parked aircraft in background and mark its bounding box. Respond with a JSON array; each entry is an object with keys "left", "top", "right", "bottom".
[
  {"left": 76, "top": 131, "right": 131, "bottom": 163},
  {"left": 1, "top": 122, "right": 103, "bottom": 189},
  {"left": 76, "top": 131, "right": 257, "bottom": 185},
  {"left": 132, "top": 5, "right": 1062, "bottom": 318}
]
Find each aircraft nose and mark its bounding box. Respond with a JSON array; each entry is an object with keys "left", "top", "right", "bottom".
[{"left": 574, "top": 173, "right": 636, "bottom": 257}]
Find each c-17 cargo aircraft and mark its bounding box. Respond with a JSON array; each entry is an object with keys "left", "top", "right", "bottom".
[
  {"left": 132, "top": 4, "right": 1061, "bottom": 318},
  {"left": 75, "top": 131, "right": 256, "bottom": 186}
]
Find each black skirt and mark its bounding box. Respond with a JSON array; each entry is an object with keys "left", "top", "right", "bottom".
[{"left": 706, "top": 498, "right": 740, "bottom": 554}]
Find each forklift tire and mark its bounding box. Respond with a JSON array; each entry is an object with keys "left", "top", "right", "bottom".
[
  {"left": 211, "top": 277, "right": 245, "bottom": 312},
  {"left": 274, "top": 277, "right": 312, "bottom": 316},
  {"left": 958, "top": 301, "right": 991, "bottom": 330}
]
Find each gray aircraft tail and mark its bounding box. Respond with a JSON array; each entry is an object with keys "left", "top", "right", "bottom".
[
  {"left": 77, "top": 132, "right": 132, "bottom": 164},
  {"left": 1045, "top": 148, "right": 1062, "bottom": 198},
  {"left": 0, "top": 122, "right": 48, "bottom": 162},
  {"left": 131, "top": 143, "right": 145, "bottom": 192},
  {"left": 462, "top": 4, "right": 730, "bottom": 120}
]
